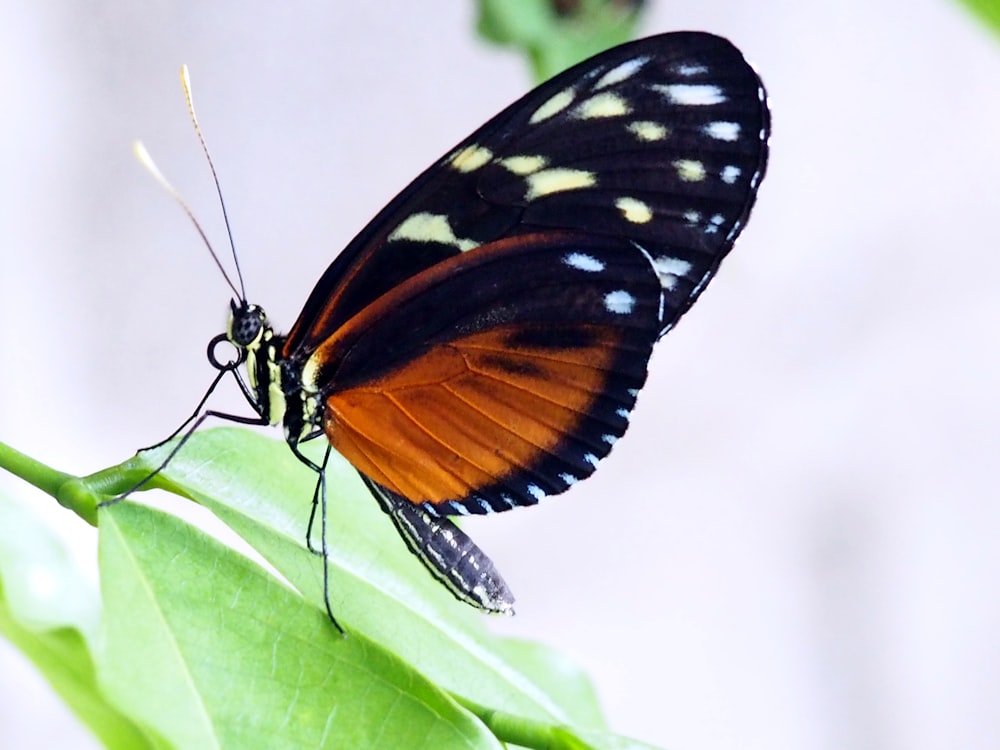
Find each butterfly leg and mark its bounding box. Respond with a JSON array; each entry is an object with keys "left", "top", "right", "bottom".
[
  {"left": 306, "top": 446, "right": 331, "bottom": 555},
  {"left": 99, "top": 406, "right": 270, "bottom": 508},
  {"left": 288, "top": 442, "right": 344, "bottom": 634}
]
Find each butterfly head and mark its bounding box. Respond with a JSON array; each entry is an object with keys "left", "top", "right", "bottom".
[{"left": 226, "top": 299, "right": 267, "bottom": 350}]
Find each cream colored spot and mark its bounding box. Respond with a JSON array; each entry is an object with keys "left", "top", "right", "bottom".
[
  {"left": 574, "top": 92, "right": 630, "bottom": 120},
  {"left": 499, "top": 154, "right": 547, "bottom": 175},
  {"left": 530, "top": 87, "right": 575, "bottom": 124},
  {"left": 525, "top": 168, "right": 596, "bottom": 200},
  {"left": 627, "top": 120, "right": 669, "bottom": 142},
  {"left": 448, "top": 144, "right": 493, "bottom": 172},
  {"left": 615, "top": 196, "right": 653, "bottom": 224},
  {"left": 674, "top": 159, "right": 706, "bottom": 182},
  {"left": 595, "top": 56, "right": 649, "bottom": 89},
  {"left": 388, "top": 212, "right": 479, "bottom": 252}
]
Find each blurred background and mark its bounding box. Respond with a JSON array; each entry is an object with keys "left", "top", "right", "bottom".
[{"left": 2, "top": 1, "right": 1000, "bottom": 748}]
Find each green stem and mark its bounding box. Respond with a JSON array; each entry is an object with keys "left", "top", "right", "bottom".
[
  {"left": 0, "top": 441, "right": 72, "bottom": 496},
  {"left": 0, "top": 440, "right": 100, "bottom": 526}
]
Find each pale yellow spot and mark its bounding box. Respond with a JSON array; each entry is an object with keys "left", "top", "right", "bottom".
[
  {"left": 674, "top": 159, "right": 706, "bottom": 182},
  {"left": 498, "top": 154, "right": 548, "bottom": 175},
  {"left": 615, "top": 196, "right": 653, "bottom": 224},
  {"left": 627, "top": 120, "right": 669, "bottom": 142},
  {"left": 525, "top": 168, "right": 596, "bottom": 201},
  {"left": 530, "top": 88, "right": 575, "bottom": 124},
  {"left": 595, "top": 57, "right": 649, "bottom": 89},
  {"left": 574, "top": 92, "right": 630, "bottom": 120},
  {"left": 388, "top": 212, "right": 479, "bottom": 252},
  {"left": 448, "top": 144, "right": 493, "bottom": 173}
]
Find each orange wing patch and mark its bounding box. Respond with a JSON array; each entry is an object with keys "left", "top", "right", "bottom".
[{"left": 324, "top": 325, "right": 620, "bottom": 504}]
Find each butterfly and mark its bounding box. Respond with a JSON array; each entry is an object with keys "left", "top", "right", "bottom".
[{"left": 132, "top": 31, "right": 769, "bottom": 631}]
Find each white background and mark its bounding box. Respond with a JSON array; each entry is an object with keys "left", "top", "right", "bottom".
[{"left": 2, "top": 1, "right": 1000, "bottom": 749}]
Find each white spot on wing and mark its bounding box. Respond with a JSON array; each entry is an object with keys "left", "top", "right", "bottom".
[
  {"left": 654, "top": 83, "right": 726, "bottom": 105},
  {"left": 595, "top": 56, "right": 649, "bottom": 88},
  {"left": 654, "top": 257, "right": 691, "bottom": 291},
  {"left": 564, "top": 252, "right": 605, "bottom": 273},
  {"left": 656, "top": 256, "right": 694, "bottom": 291},
  {"left": 721, "top": 165, "right": 742, "bottom": 184},
  {"left": 705, "top": 214, "right": 726, "bottom": 235},
  {"left": 654, "top": 256, "right": 693, "bottom": 279},
  {"left": 677, "top": 63, "right": 709, "bottom": 76},
  {"left": 604, "top": 289, "right": 636, "bottom": 315},
  {"left": 559, "top": 472, "right": 578, "bottom": 486},
  {"left": 703, "top": 121, "right": 741, "bottom": 141},
  {"left": 527, "top": 484, "right": 546, "bottom": 501}
]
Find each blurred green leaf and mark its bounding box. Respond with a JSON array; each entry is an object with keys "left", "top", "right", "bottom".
[
  {"left": 957, "top": 0, "right": 1000, "bottom": 37},
  {"left": 0, "top": 494, "right": 166, "bottom": 749},
  {"left": 475, "top": 0, "right": 645, "bottom": 80}
]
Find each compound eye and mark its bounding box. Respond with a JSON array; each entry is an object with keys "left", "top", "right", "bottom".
[{"left": 229, "top": 303, "right": 265, "bottom": 347}]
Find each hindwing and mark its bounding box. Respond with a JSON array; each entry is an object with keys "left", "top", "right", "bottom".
[{"left": 305, "top": 233, "right": 662, "bottom": 515}]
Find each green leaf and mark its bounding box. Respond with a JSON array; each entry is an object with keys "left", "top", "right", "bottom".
[
  {"left": 457, "top": 696, "right": 664, "bottom": 750},
  {"left": 97, "top": 500, "right": 503, "bottom": 750},
  {"left": 2, "top": 428, "right": 668, "bottom": 748},
  {"left": 0, "top": 494, "right": 167, "bottom": 749},
  {"left": 492, "top": 639, "right": 605, "bottom": 728},
  {"left": 475, "top": 0, "right": 644, "bottom": 81},
  {"left": 96, "top": 429, "right": 601, "bottom": 729}
]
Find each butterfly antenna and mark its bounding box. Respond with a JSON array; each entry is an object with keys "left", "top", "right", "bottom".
[
  {"left": 179, "top": 64, "right": 248, "bottom": 302},
  {"left": 132, "top": 141, "right": 242, "bottom": 301}
]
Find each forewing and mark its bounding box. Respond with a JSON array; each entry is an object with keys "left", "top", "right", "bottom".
[{"left": 285, "top": 31, "right": 768, "bottom": 354}]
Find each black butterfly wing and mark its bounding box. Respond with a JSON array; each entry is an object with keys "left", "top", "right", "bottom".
[
  {"left": 284, "top": 31, "right": 769, "bottom": 355},
  {"left": 280, "top": 32, "right": 769, "bottom": 613}
]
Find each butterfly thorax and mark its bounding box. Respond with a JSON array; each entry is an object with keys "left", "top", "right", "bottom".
[
  {"left": 225, "top": 299, "right": 326, "bottom": 448},
  {"left": 225, "top": 301, "right": 287, "bottom": 427}
]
